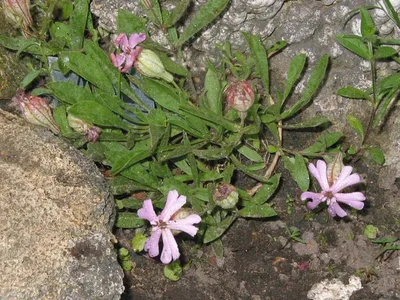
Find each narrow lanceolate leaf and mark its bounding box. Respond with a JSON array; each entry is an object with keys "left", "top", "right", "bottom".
[
  {"left": 48, "top": 81, "right": 97, "bottom": 105},
  {"left": 302, "top": 132, "right": 342, "bottom": 154},
  {"left": 203, "top": 216, "right": 236, "bottom": 244},
  {"left": 175, "top": 0, "right": 230, "bottom": 47},
  {"left": 115, "top": 212, "right": 146, "bottom": 228},
  {"left": 360, "top": 8, "right": 376, "bottom": 37},
  {"left": 346, "top": 115, "right": 365, "bottom": 140},
  {"left": 282, "top": 115, "right": 330, "bottom": 129},
  {"left": 69, "top": 0, "right": 89, "bottom": 50},
  {"left": 337, "top": 86, "right": 371, "bottom": 100},
  {"left": 336, "top": 35, "right": 371, "bottom": 60},
  {"left": 20, "top": 69, "right": 41, "bottom": 89},
  {"left": 373, "top": 89, "right": 399, "bottom": 128},
  {"left": 204, "top": 68, "right": 222, "bottom": 115},
  {"left": 280, "top": 54, "right": 329, "bottom": 119},
  {"left": 239, "top": 203, "right": 277, "bottom": 218},
  {"left": 281, "top": 53, "right": 307, "bottom": 106},
  {"left": 68, "top": 101, "right": 130, "bottom": 130},
  {"left": 374, "top": 46, "right": 398, "bottom": 59},
  {"left": 236, "top": 145, "right": 263, "bottom": 163},
  {"left": 251, "top": 174, "right": 281, "bottom": 205},
  {"left": 59, "top": 52, "right": 114, "bottom": 93},
  {"left": 282, "top": 154, "right": 309, "bottom": 192},
  {"left": 111, "top": 149, "right": 151, "bottom": 175},
  {"left": 164, "top": 0, "right": 191, "bottom": 28},
  {"left": 380, "top": 0, "right": 400, "bottom": 27},
  {"left": 243, "top": 33, "right": 269, "bottom": 96}
]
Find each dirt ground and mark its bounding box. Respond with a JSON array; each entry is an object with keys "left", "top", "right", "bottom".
[{"left": 118, "top": 154, "right": 400, "bottom": 300}]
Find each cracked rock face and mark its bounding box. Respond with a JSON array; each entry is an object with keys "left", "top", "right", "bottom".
[{"left": 0, "top": 110, "right": 124, "bottom": 299}]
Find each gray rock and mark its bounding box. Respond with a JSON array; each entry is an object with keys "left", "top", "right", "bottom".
[{"left": 0, "top": 110, "right": 124, "bottom": 299}]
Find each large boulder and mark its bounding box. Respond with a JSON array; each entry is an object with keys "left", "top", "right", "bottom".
[{"left": 0, "top": 109, "right": 124, "bottom": 299}]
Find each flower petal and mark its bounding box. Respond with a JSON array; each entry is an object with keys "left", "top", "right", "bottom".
[
  {"left": 114, "top": 33, "right": 128, "bottom": 48},
  {"left": 167, "top": 214, "right": 201, "bottom": 236},
  {"left": 330, "top": 166, "right": 352, "bottom": 191},
  {"left": 309, "top": 161, "right": 329, "bottom": 191},
  {"left": 301, "top": 192, "right": 324, "bottom": 209},
  {"left": 331, "top": 173, "right": 362, "bottom": 193},
  {"left": 121, "top": 53, "right": 134, "bottom": 72},
  {"left": 137, "top": 199, "right": 157, "bottom": 222},
  {"left": 159, "top": 190, "right": 186, "bottom": 222},
  {"left": 144, "top": 228, "right": 161, "bottom": 258},
  {"left": 160, "top": 229, "right": 180, "bottom": 264},
  {"left": 335, "top": 192, "right": 365, "bottom": 210},
  {"left": 128, "top": 33, "right": 146, "bottom": 48},
  {"left": 328, "top": 201, "right": 347, "bottom": 217}
]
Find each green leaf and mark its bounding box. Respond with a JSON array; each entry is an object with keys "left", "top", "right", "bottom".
[
  {"left": 203, "top": 216, "right": 236, "bottom": 244},
  {"left": 302, "top": 132, "right": 342, "bottom": 154},
  {"left": 48, "top": 81, "right": 96, "bottom": 105},
  {"left": 337, "top": 86, "right": 371, "bottom": 100},
  {"left": 163, "top": 261, "right": 183, "bottom": 281},
  {"left": 69, "top": 0, "right": 89, "bottom": 50},
  {"left": 372, "top": 237, "right": 398, "bottom": 244},
  {"left": 175, "top": 0, "right": 230, "bottom": 47},
  {"left": 281, "top": 53, "right": 307, "bottom": 106},
  {"left": 230, "top": 154, "right": 272, "bottom": 183},
  {"left": 115, "top": 212, "right": 146, "bottom": 228},
  {"left": 53, "top": 105, "right": 74, "bottom": 136},
  {"left": 282, "top": 115, "right": 330, "bottom": 129},
  {"left": 282, "top": 154, "right": 310, "bottom": 191},
  {"left": 280, "top": 54, "right": 329, "bottom": 119},
  {"left": 117, "top": 9, "right": 148, "bottom": 34},
  {"left": 374, "top": 46, "right": 398, "bottom": 59},
  {"left": 109, "top": 176, "right": 153, "bottom": 195},
  {"left": 243, "top": 33, "right": 269, "bottom": 96},
  {"left": 59, "top": 52, "right": 114, "bottom": 93},
  {"left": 336, "top": 35, "right": 371, "bottom": 60},
  {"left": 0, "top": 36, "right": 59, "bottom": 56},
  {"left": 132, "top": 233, "right": 147, "bottom": 252},
  {"left": 360, "top": 8, "right": 376, "bottom": 37},
  {"left": 128, "top": 76, "right": 180, "bottom": 112},
  {"left": 236, "top": 145, "right": 263, "bottom": 163},
  {"left": 204, "top": 68, "right": 222, "bottom": 115},
  {"left": 251, "top": 174, "right": 281, "bottom": 205},
  {"left": 239, "top": 203, "right": 277, "bottom": 218},
  {"left": 346, "top": 115, "right": 365, "bottom": 140},
  {"left": 164, "top": 0, "right": 191, "bottom": 28},
  {"left": 364, "top": 147, "right": 385, "bottom": 165},
  {"left": 20, "top": 69, "right": 41, "bottom": 89},
  {"left": 68, "top": 101, "right": 130, "bottom": 130},
  {"left": 380, "top": 0, "right": 400, "bottom": 27},
  {"left": 363, "top": 224, "right": 379, "bottom": 239},
  {"left": 193, "top": 145, "right": 234, "bottom": 160},
  {"left": 373, "top": 89, "right": 398, "bottom": 128},
  {"left": 154, "top": 51, "right": 189, "bottom": 76},
  {"left": 111, "top": 149, "right": 151, "bottom": 175}
]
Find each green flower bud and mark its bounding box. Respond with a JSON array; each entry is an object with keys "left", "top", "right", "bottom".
[
  {"left": 213, "top": 184, "right": 239, "bottom": 209},
  {"left": 134, "top": 49, "right": 174, "bottom": 83}
]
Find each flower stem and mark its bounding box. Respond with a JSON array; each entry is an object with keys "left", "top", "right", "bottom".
[{"left": 117, "top": 72, "right": 122, "bottom": 99}]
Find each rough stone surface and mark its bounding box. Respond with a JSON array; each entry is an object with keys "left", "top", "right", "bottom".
[{"left": 0, "top": 110, "right": 124, "bottom": 299}]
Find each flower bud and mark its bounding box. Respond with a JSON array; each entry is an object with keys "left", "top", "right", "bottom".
[
  {"left": 11, "top": 89, "right": 59, "bottom": 134},
  {"left": 327, "top": 152, "right": 344, "bottom": 186},
  {"left": 141, "top": 0, "right": 153, "bottom": 9},
  {"left": 213, "top": 184, "right": 239, "bottom": 209},
  {"left": 67, "top": 114, "right": 101, "bottom": 142},
  {"left": 3, "top": 0, "right": 33, "bottom": 37},
  {"left": 225, "top": 80, "right": 255, "bottom": 113},
  {"left": 134, "top": 49, "right": 174, "bottom": 83}
]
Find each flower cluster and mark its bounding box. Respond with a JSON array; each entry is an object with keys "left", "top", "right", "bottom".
[
  {"left": 110, "top": 33, "right": 146, "bottom": 73},
  {"left": 301, "top": 160, "right": 365, "bottom": 217},
  {"left": 11, "top": 89, "right": 59, "bottom": 134},
  {"left": 138, "top": 190, "right": 201, "bottom": 264}
]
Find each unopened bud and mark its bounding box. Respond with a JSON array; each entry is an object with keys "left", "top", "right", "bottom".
[
  {"left": 327, "top": 152, "right": 344, "bottom": 186},
  {"left": 11, "top": 89, "right": 59, "bottom": 134},
  {"left": 3, "top": 0, "right": 33, "bottom": 37},
  {"left": 213, "top": 184, "right": 239, "bottom": 209},
  {"left": 134, "top": 49, "right": 173, "bottom": 83},
  {"left": 141, "top": 0, "right": 153, "bottom": 9},
  {"left": 67, "top": 114, "right": 101, "bottom": 142},
  {"left": 225, "top": 80, "right": 255, "bottom": 113}
]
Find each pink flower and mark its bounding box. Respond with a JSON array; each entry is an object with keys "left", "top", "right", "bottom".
[
  {"left": 11, "top": 89, "right": 59, "bottom": 134},
  {"left": 301, "top": 160, "right": 365, "bottom": 217},
  {"left": 110, "top": 33, "right": 146, "bottom": 73},
  {"left": 137, "top": 190, "right": 201, "bottom": 264}
]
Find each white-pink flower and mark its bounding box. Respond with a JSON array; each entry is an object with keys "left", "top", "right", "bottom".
[
  {"left": 137, "top": 190, "right": 201, "bottom": 264},
  {"left": 110, "top": 33, "right": 146, "bottom": 73},
  {"left": 301, "top": 160, "right": 366, "bottom": 217}
]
